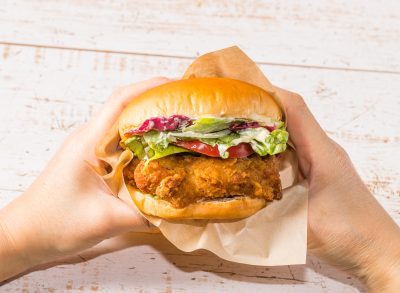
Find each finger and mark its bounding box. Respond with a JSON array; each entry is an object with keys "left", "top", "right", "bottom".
[
  {"left": 273, "top": 86, "right": 329, "bottom": 176},
  {"left": 110, "top": 200, "right": 155, "bottom": 233},
  {"left": 87, "top": 77, "right": 171, "bottom": 141}
]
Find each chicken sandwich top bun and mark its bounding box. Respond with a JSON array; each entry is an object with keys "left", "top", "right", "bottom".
[{"left": 119, "top": 78, "right": 288, "bottom": 219}]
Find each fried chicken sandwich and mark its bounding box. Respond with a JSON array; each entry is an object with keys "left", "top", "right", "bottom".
[{"left": 119, "top": 78, "right": 288, "bottom": 219}]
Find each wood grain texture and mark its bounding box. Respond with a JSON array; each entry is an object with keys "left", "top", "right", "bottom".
[
  {"left": 1, "top": 233, "right": 365, "bottom": 293},
  {"left": 1, "top": 0, "right": 400, "bottom": 72},
  {"left": 0, "top": 43, "right": 398, "bottom": 292},
  {"left": 1, "top": 44, "right": 398, "bottom": 215},
  {"left": 1, "top": 0, "right": 399, "bottom": 291}
]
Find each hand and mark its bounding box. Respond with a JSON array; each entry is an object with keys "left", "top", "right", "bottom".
[
  {"left": 0, "top": 77, "right": 170, "bottom": 282},
  {"left": 275, "top": 87, "right": 400, "bottom": 292}
]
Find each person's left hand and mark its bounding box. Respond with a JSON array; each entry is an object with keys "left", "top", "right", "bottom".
[{"left": 0, "top": 77, "right": 171, "bottom": 281}]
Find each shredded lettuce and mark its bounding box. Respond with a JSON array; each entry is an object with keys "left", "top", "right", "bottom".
[
  {"left": 273, "top": 120, "right": 285, "bottom": 130},
  {"left": 124, "top": 117, "right": 288, "bottom": 160},
  {"left": 143, "top": 131, "right": 172, "bottom": 151},
  {"left": 147, "top": 145, "right": 188, "bottom": 161},
  {"left": 199, "top": 127, "right": 288, "bottom": 157},
  {"left": 198, "top": 133, "right": 240, "bottom": 158},
  {"left": 183, "top": 116, "right": 234, "bottom": 133},
  {"left": 124, "top": 136, "right": 146, "bottom": 160},
  {"left": 125, "top": 134, "right": 189, "bottom": 161},
  {"left": 168, "top": 129, "right": 231, "bottom": 139},
  {"left": 248, "top": 129, "right": 288, "bottom": 156}
]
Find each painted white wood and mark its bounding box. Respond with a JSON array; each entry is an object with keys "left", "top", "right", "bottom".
[
  {"left": 1, "top": 0, "right": 400, "bottom": 291},
  {"left": 0, "top": 43, "right": 398, "bottom": 292},
  {"left": 1, "top": 0, "right": 400, "bottom": 72},
  {"left": 0, "top": 234, "right": 363, "bottom": 293}
]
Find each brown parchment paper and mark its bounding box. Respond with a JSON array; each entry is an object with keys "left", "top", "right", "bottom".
[{"left": 96, "top": 46, "right": 308, "bottom": 265}]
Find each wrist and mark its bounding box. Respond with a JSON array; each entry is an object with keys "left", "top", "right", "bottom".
[
  {"left": 0, "top": 208, "right": 32, "bottom": 281},
  {"left": 0, "top": 194, "right": 55, "bottom": 281},
  {"left": 353, "top": 223, "right": 400, "bottom": 292},
  {"left": 359, "top": 248, "right": 400, "bottom": 293}
]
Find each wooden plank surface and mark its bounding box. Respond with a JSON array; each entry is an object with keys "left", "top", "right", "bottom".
[
  {"left": 1, "top": 0, "right": 400, "bottom": 72},
  {"left": 0, "top": 233, "right": 363, "bottom": 293},
  {"left": 1, "top": 0, "right": 399, "bottom": 292},
  {"left": 1, "top": 43, "right": 398, "bottom": 292},
  {"left": 1, "top": 44, "right": 398, "bottom": 215}
]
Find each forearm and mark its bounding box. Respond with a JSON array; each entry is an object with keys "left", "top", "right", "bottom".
[
  {"left": 0, "top": 194, "right": 51, "bottom": 282},
  {"left": 310, "top": 181, "right": 400, "bottom": 292},
  {"left": 0, "top": 208, "right": 32, "bottom": 282},
  {"left": 364, "top": 256, "right": 400, "bottom": 293},
  {"left": 344, "top": 195, "right": 400, "bottom": 293},
  {"left": 356, "top": 227, "right": 400, "bottom": 293},
  {"left": 341, "top": 177, "right": 400, "bottom": 291}
]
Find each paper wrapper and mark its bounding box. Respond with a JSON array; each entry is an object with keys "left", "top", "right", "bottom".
[{"left": 96, "top": 47, "right": 308, "bottom": 265}]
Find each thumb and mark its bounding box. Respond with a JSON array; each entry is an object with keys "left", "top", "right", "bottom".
[{"left": 86, "top": 77, "right": 172, "bottom": 144}]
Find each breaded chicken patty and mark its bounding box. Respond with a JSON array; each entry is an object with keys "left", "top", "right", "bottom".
[{"left": 124, "top": 154, "right": 282, "bottom": 208}]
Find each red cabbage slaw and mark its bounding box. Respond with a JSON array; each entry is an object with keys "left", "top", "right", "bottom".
[
  {"left": 125, "top": 115, "right": 278, "bottom": 136},
  {"left": 126, "top": 115, "right": 192, "bottom": 135}
]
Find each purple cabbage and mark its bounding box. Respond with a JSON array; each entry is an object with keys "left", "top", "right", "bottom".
[
  {"left": 127, "top": 115, "right": 278, "bottom": 136},
  {"left": 229, "top": 121, "right": 260, "bottom": 131},
  {"left": 230, "top": 121, "right": 277, "bottom": 132},
  {"left": 126, "top": 115, "right": 192, "bottom": 135}
]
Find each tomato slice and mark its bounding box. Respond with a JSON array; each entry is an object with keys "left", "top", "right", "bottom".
[
  {"left": 228, "top": 143, "right": 254, "bottom": 158},
  {"left": 174, "top": 140, "right": 253, "bottom": 158}
]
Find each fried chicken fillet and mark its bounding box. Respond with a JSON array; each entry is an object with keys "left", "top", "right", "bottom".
[{"left": 124, "top": 154, "right": 282, "bottom": 209}]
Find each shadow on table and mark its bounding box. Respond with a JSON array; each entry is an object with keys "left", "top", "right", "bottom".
[{"left": 2, "top": 232, "right": 364, "bottom": 291}]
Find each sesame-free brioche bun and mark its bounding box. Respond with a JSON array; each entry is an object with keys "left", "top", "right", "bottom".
[
  {"left": 119, "top": 77, "right": 283, "bottom": 140},
  {"left": 120, "top": 77, "right": 283, "bottom": 219}
]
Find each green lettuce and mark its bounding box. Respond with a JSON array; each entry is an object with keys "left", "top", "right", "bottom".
[
  {"left": 248, "top": 129, "right": 288, "bottom": 156},
  {"left": 183, "top": 116, "right": 234, "bottom": 133},
  {"left": 125, "top": 134, "right": 189, "bottom": 161},
  {"left": 142, "top": 131, "right": 171, "bottom": 151},
  {"left": 124, "top": 136, "right": 146, "bottom": 160},
  {"left": 168, "top": 129, "right": 231, "bottom": 139},
  {"left": 200, "top": 127, "right": 288, "bottom": 157},
  {"left": 124, "top": 117, "right": 288, "bottom": 160},
  {"left": 198, "top": 133, "right": 240, "bottom": 158},
  {"left": 147, "top": 145, "right": 188, "bottom": 161}
]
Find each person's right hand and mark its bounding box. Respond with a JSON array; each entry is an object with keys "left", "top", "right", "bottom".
[{"left": 274, "top": 87, "right": 400, "bottom": 292}]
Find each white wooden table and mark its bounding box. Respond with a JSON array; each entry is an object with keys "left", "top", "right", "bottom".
[{"left": 1, "top": 1, "right": 399, "bottom": 292}]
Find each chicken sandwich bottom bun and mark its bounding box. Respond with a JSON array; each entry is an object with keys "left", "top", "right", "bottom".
[{"left": 119, "top": 78, "right": 289, "bottom": 220}]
